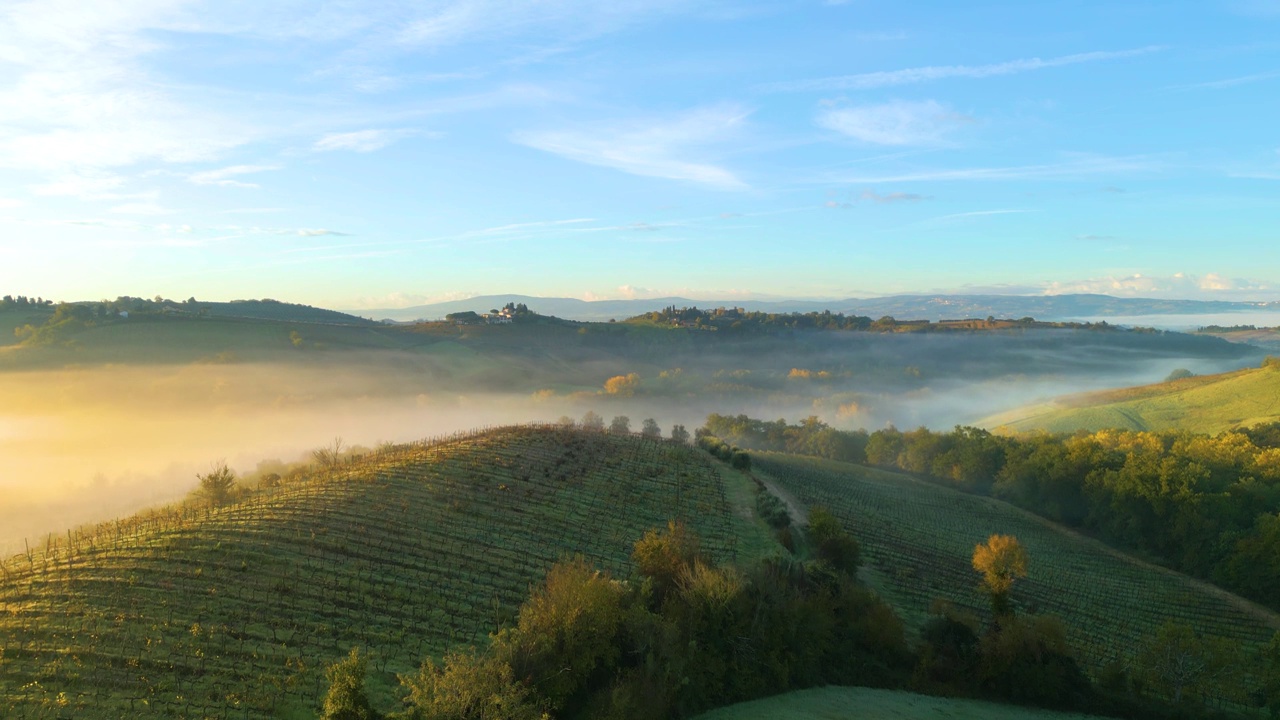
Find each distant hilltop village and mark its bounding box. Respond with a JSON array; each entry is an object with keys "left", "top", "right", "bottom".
[{"left": 445, "top": 301, "right": 530, "bottom": 325}]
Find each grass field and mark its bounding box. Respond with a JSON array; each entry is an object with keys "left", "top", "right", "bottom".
[
  {"left": 0, "top": 426, "right": 777, "bottom": 719},
  {"left": 980, "top": 365, "right": 1280, "bottom": 434},
  {"left": 691, "top": 686, "right": 1110, "bottom": 720},
  {"left": 753, "top": 454, "right": 1280, "bottom": 709}
]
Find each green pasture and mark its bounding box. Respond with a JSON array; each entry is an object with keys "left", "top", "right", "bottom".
[
  {"left": 753, "top": 453, "right": 1280, "bottom": 709},
  {"left": 691, "top": 686, "right": 1111, "bottom": 720},
  {"left": 0, "top": 427, "right": 776, "bottom": 719},
  {"left": 984, "top": 365, "right": 1280, "bottom": 434}
]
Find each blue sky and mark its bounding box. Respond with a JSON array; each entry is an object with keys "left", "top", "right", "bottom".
[{"left": 0, "top": 0, "right": 1278, "bottom": 309}]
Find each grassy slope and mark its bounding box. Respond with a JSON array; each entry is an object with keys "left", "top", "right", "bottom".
[
  {"left": 692, "top": 686, "right": 1109, "bottom": 720},
  {"left": 754, "top": 454, "right": 1279, "bottom": 707},
  {"left": 980, "top": 365, "right": 1280, "bottom": 434},
  {"left": 0, "top": 427, "right": 778, "bottom": 719}
]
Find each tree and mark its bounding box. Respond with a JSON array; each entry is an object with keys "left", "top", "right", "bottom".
[
  {"left": 641, "top": 418, "right": 661, "bottom": 439},
  {"left": 313, "top": 437, "right": 346, "bottom": 467},
  {"left": 670, "top": 424, "right": 690, "bottom": 444},
  {"left": 807, "top": 506, "right": 860, "bottom": 575},
  {"left": 321, "top": 648, "right": 379, "bottom": 720},
  {"left": 609, "top": 415, "right": 631, "bottom": 435},
  {"left": 400, "top": 651, "right": 543, "bottom": 720},
  {"left": 289, "top": 330, "right": 304, "bottom": 348},
  {"left": 195, "top": 463, "right": 237, "bottom": 506},
  {"left": 632, "top": 520, "right": 700, "bottom": 602},
  {"left": 972, "top": 534, "right": 1028, "bottom": 616},
  {"left": 580, "top": 411, "right": 604, "bottom": 432},
  {"left": 1136, "top": 622, "right": 1228, "bottom": 705},
  {"left": 603, "top": 373, "right": 641, "bottom": 396}
]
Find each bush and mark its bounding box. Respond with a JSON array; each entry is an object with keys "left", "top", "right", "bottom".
[
  {"left": 755, "top": 487, "right": 791, "bottom": 529},
  {"left": 807, "top": 506, "right": 860, "bottom": 574},
  {"left": 399, "top": 651, "right": 543, "bottom": 720},
  {"left": 320, "top": 648, "right": 379, "bottom": 720}
]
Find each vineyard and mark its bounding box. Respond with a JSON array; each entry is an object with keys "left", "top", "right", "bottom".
[
  {"left": 753, "top": 453, "right": 1280, "bottom": 709},
  {"left": 0, "top": 426, "right": 773, "bottom": 719}
]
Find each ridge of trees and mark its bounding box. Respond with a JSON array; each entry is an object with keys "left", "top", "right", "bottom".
[
  {"left": 628, "top": 305, "right": 1142, "bottom": 334},
  {"left": 702, "top": 413, "right": 1280, "bottom": 613}
]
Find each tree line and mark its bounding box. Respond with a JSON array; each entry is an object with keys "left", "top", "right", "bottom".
[
  {"left": 628, "top": 305, "right": 1138, "bottom": 335},
  {"left": 703, "top": 413, "right": 1280, "bottom": 613}
]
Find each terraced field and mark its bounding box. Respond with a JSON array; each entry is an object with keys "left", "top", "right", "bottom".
[
  {"left": 755, "top": 454, "right": 1280, "bottom": 710},
  {"left": 0, "top": 426, "right": 774, "bottom": 719}
]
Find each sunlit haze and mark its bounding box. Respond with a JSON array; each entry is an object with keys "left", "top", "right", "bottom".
[{"left": 1, "top": 1, "right": 1278, "bottom": 307}]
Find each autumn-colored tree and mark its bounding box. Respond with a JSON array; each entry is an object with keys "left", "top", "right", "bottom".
[
  {"left": 603, "top": 373, "right": 641, "bottom": 396},
  {"left": 972, "top": 534, "right": 1028, "bottom": 616},
  {"left": 632, "top": 521, "right": 701, "bottom": 602}
]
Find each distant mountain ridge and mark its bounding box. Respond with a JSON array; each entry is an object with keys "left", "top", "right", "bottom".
[{"left": 355, "top": 293, "right": 1280, "bottom": 323}]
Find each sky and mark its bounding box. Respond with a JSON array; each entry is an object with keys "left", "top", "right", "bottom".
[{"left": 0, "top": 0, "right": 1278, "bottom": 309}]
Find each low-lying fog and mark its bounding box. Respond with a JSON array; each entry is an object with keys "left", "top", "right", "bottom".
[
  {"left": 1066, "top": 311, "right": 1280, "bottom": 331},
  {"left": 0, "top": 333, "right": 1258, "bottom": 555}
]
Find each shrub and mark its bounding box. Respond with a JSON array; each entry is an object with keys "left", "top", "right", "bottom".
[{"left": 320, "top": 648, "right": 379, "bottom": 720}]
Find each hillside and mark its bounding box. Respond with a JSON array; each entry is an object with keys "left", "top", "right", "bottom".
[
  {"left": 691, "top": 686, "right": 1110, "bottom": 720},
  {"left": 0, "top": 426, "right": 777, "bottom": 719},
  {"left": 754, "top": 453, "right": 1280, "bottom": 708},
  {"left": 980, "top": 363, "right": 1280, "bottom": 434}
]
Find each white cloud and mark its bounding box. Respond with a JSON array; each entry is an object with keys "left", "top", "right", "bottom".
[
  {"left": 313, "top": 129, "right": 419, "bottom": 153},
  {"left": 0, "top": 0, "right": 251, "bottom": 176},
  {"left": 188, "top": 164, "right": 279, "bottom": 188},
  {"left": 0, "top": 197, "right": 24, "bottom": 209},
  {"left": 1043, "top": 272, "right": 1277, "bottom": 298},
  {"left": 764, "top": 46, "right": 1163, "bottom": 92},
  {"left": 817, "top": 100, "right": 966, "bottom": 146},
  {"left": 513, "top": 106, "right": 750, "bottom": 189}
]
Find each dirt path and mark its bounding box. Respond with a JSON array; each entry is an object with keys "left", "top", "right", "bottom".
[{"left": 755, "top": 470, "right": 809, "bottom": 526}]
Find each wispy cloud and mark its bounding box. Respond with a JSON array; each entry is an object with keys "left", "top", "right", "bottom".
[
  {"left": 313, "top": 129, "right": 423, "bottom": 153},
  {"left": 832, "top": 154, "right": 1158, "bottom": 183},
  {"left": 109, "top": 201, "right": 173, "bottom": 216},
  {"left": 513, "top": 105, "right": 750, "bottom": 189},
  {"left": 392, "top": 0, "right": 698, "bottom": 48},
  {"left": 188, "top": 165, "right": 279, "bottom": 188},
  {"left": 861, "top": 189, "right": 926, "bottom": 203},
  {"left": 294, "top": 229, "right": 352, "bottom": 237},
  {"left": 762, "top": 46, "right": 1163, "bottom": 92},
  {"left": 817, "top": 100, "right": 968, "bottom": 146},
  {"left": 1171, "top": 69, "right": 1280, "bottom": 90}
]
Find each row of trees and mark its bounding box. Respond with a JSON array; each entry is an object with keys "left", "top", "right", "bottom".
[
  {"left": 628, "top": 306, "right": 1133, "bottom": 335},
  {"left": 704, "top": 413, "right": 1280, "bottom": 613},
  {"left": 565, "top": 411, "right": 690, "bottom": 443}
]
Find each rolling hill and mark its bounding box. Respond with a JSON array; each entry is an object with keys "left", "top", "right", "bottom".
[
  {"left": 358, "top": 293, "right": 1280, "bottom": 324},
  {"left": 0, "top": 426, "right": 777, "bottom": 719},
  {"left": 754, "top": 453, "right": 1280, "bottom": 709},
  {"left": 979, "top": 363, "right": 1280, "bottom": 434}
]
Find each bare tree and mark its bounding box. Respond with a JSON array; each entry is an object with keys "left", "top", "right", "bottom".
[{"left": 313, "top": 436, "right": 346, "bottom": 467}]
